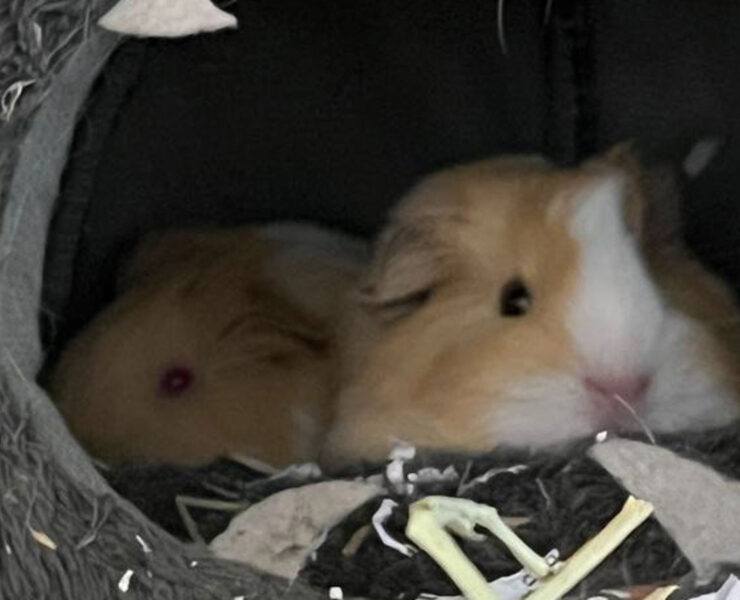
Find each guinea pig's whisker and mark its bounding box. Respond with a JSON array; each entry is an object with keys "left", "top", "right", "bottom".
[{"left": 611, "top": 394, "right": 657, "bottom": 445}]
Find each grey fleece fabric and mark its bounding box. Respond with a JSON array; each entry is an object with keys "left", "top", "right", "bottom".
[
  {"left": 0, "top": 2, "right": 324, "bottom": 598},
  {"left": 591, "top": 440, "right": 740, "bottom": 585}
]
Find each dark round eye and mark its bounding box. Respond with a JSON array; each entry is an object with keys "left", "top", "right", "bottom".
[
  {"left": 158, "top": 366, "right": 195, "bottom": 397},
  {"left": 499, "top": 278, "right": 532, "bottom": 317}
]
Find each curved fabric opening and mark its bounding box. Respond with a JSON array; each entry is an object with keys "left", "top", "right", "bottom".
[{"left": 0, "top": 7, "right": 323, "bottom": 597}]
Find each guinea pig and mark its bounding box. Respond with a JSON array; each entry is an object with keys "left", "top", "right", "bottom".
[
  {"left": 49, "top": 224, "right": 368, "bottom": 468},
  {"left": 321, "top": 144, "right": 740, "bottom": 467}
]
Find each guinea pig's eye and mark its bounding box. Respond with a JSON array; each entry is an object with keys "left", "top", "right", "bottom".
[
  {"left": 499, "top": 278, "right": 532, "bottom": 317},
  {"left": 158, "top": 366, "right": 195, "bottom": 397}
]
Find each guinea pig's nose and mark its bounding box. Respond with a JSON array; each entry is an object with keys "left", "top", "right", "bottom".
[{"left": 584, "top": 374, "right": 652, "bottom": 407}]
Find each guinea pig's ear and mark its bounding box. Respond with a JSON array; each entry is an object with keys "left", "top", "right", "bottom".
[
  {"left": 604, "top": 135, "right": 725, "bottom": 179},
  {"left": 639, "top": 136, "right": 726, "bottom": 255},
  {"left": 636, "top": 163, "right": 686, "bottom": 255},
  {"left": 356, "top": 223, "right": 439, "bottom": 322},
  {"left": 117, "top": 229, "right": 222, "bottom": 292},
  {"left": 585, "top": 141, "right": 649, "bottom": 238},
  {"left": 594, "top": 141, "right": 687, "bottom": 255},
  {"left": 601, "top": 141, "right": 640, "bottom": 169}
]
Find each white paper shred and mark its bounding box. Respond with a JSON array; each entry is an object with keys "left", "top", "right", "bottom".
[
  {"left": 278, "top": 462, "right": 323, "bottom": 480},
  {"left": 458, "top": 465, "right": 528, "bottom": 495},
  {"left": 389, "top": 442, "right": 416, "bottom": 462},
  {"left": 409, "top": 466, "right": 459, "bottom": 485},
  {"left": 386, "top": 459, "right": 411, "bottom": 494},
  {"left": 371, "top": 499, "right": 416, "bottom": 557},
  {"left": 386, "top": 443, "right": 416, "bottom": 495},
  {"left": 118, "top": 569, "right": 134, "bottom": 592},
  {"left": 329, "top": 587, "right": 344, "bottom": 600},
  {"left": 689, "top": 575, "right": 740, "bottom": 600},
  {"left": 595, "top": 431, "right": 608, "bottom": 443},
  {"left": 98, "top": 0, "right": 237, "bottom": 38}
]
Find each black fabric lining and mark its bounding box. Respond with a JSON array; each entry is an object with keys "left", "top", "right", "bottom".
[
  {"left": 542, "top": 0, "right": 598, "bottom": 164},
  {"left": 40, "top": 40, "right": 149, "bottom": 364},
  {"left": 43, "top": 0, "right": 551, "bottom": 349},
  {"left": 569, "top": 0, "right": 598, "bottom": 160},
  {"left": 543, "top": 0, "right": 578, "bottom": 164}
]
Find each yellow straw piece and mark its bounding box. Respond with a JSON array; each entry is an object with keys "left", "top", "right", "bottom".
[
  {"left": 526, "top": 496, "right": 654, "bottom": 600},
  {"left": 423, "top": 497, "right": 552, "bottom": 578},
  {"left": 641, "top": 586, "right": 680, "bottom": 600},
  {"left": 29, "top": 527, "right": 57, "bottom": 550},
  {"left": 406, "top": 495, "right": 654, "bottom": 600},
  {"left": 407, "top": 500, "right": 501, "bottom": 600}
]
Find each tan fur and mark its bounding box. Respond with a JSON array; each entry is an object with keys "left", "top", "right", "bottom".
[
  {"left": 50, "top": 227, "right": 359, "bottom": 468},
  {"left": 651, "top": 256, "right": 740, "bottom": 389},
  {"left": 322, "top": 151, "right": 740, "bottom": 467}
]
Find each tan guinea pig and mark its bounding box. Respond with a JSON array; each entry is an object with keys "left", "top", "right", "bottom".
[
  {"left": 49, "top": 223, "right": 369, "bottom": 468},
  {"left": 321, "top": 144, "right": 740, "bottom": 467}
]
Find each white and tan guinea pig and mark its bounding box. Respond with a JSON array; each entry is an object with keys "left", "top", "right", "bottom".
[
  {"left": 321, "top": 144, "right": 740, "bottom": 467},
  {"left": 49, "top": 224, "right": 368, "bottom": 468}
]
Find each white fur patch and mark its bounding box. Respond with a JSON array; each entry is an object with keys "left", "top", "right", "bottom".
[
  {"left": 566, "top": 176, "right": 665, "bottom": 377},
  {"left": 258, "top": 222, "right": 370, "bottom": 319},
  {"left": 489, "top": 310, "right": 739, "bottom": 447},
  {"left": 642, "top": 311, "right": 740, "bottom": 431},
  {"left": 486, "top": 375, "right": 594, "bottom": 447},
  {"left": 258, "top": 223, "right": 370, "bottom": 271},
  {"left": 483, "top": 177, "right": 739, "bottom": 446}
]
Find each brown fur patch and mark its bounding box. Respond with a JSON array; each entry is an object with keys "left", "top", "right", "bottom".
[
  {"left": 50, "top": 227, "right": 356, "bottom": 468},
  {"left": 323, "top": 150, "right": 740, "bottom": 467},
  {"left": 324, "top": 159, "right": 586, "bottom": 464}
]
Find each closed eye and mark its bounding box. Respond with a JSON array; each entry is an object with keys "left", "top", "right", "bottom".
[{"left": 364, "top": 285, "right": 434, "bottom": 323}]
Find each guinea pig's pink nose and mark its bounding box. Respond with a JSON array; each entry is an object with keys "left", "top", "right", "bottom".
[{"left": 584, "top": 374, "right": 651, "bottom": 407}]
